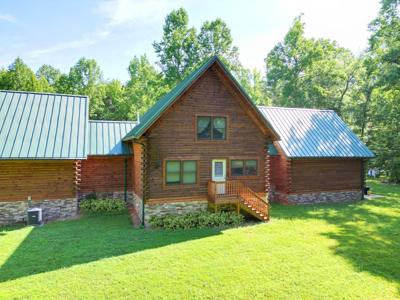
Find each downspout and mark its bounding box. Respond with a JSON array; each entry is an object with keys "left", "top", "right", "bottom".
[
  {"left": 124, "top": 157, "right": 128, "bottom": 202},
  {"left": 361, "top": 159, "right": 366, "bottom": 200}
]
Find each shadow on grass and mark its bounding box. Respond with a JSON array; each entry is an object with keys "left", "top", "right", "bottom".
[
  {"left": 0, "top": 213, "right": 222, "bottom": 283},
  {"left": 272, "top": 189, "right": 400, "bottom": 289}
]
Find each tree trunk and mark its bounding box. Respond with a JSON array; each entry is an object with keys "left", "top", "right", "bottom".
[{"left": 360, "top": 88, "right": 372, "bottom": 139}]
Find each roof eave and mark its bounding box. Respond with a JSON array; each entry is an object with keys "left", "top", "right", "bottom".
[{"left": 123, "top": 56, "right": 219, "bottom": 141}]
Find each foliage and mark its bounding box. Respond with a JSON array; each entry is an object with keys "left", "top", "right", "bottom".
[
  {"left": 0, "top": 58, "right": 52, "bottom": 92},
  {"left": 265, "top": 16, "right": 357, "bottom": 113},
  {"left": 125, "top": 55, "right": 169, "bottom": 118},
  {"left": 0, "top": 3, "right": 398, "bottom": 181},
  {"left": 79, "top": 199, "right": 126, "bottom": 214},
  {"left": 364, "top": 0, "right": 400, "bottom": 182},
  {"left": 153, "top": 8, "right": 199, "bottom": 85},
  {"left": 36, "top": 64, "right": 61, "bottom": 86},
  {"left": 198, "top": 18, "right": 240, "bottom": 68},
  {"left": 149, "top": 211, "right": 245, "bottom": 229}
]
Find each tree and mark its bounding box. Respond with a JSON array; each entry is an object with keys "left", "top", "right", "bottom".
[
  {"left": 153, "top": 8, "right": 199, "bottom": 85},
  {"left": 362, "top": 0, "right": 400, "bottom": 182},
  {"left": 265, "top": 16, "right": 357, "bottom": 114},
  {"left": 0, "top": 68, "right": 8, "bottom": 89},
  {"left": 100, "top": 80, "right": 127, "bottom": 120},
  {"left": 125, "top": 55, "right": 168, "bottom": 119},
  {"left": 36, "top": 64, "right": 61, "bottom": 86},
  {"left": 67, "top": 57, "right": 104, "bottom": 118},
  {"left": 236, "top": 67, "right": 270, "bottom": 105},
  {"left": 369, "top": 0, "right": 400, "bottom": 90},
  {"left": 198, "top": 19, "right": 240, "bottom": 68},
  {"left": 1, "top": 58, "right": 51, "bottom": 92}
]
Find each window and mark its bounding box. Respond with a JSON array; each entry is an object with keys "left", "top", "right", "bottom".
[
  {"left": 182, "top": 161, "right": 197, "bottom": 184},
  {"left": 244, "top": 160, "right": 257, "bottom": 176},
  {"left": 165, "top": 161, "right": 181, "bottom": 185},
  {"left": 231, "top": 160, "right": 244, "bottom": 176},
  {"left": 197, "top": 116, "right": 226, "bottom": 140},
  {"left": 230, "top": 159, "right": 258, "bottom": 176},
  {"left": 165, "top": 160, "right": 197, "bottom": 185}
]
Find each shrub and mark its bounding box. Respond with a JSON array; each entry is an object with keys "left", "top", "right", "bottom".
[
  {"left": 79, "top": 199, "right": 126, "bottom": 214},
  {"left": 149, "top": 211, "right": 245, "bottom": 230}
]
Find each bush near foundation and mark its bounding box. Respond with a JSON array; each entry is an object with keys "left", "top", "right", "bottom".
[
  {"left": 79, "top": 199, "right": 126, "bottom": 214},
  {"left": 149, "top": 211, "right": 245, "bottom": 229}
]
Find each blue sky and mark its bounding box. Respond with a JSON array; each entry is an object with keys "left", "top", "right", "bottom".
[{"left": 0, "top": 0, "right": 380, "bottom": 82}]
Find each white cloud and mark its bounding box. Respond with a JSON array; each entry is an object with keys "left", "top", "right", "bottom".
[
  {"left": 278, "top": 0, "right": 380, "bottom": 53},
  {"left": 97, "top": 0, "right": 177, "bottom": 26},
  {"left": 28, "top": 30, "right": 110, "bottom": 58},
  {"left": 0, "top": 13, "right": 15, "bottom": 22}
]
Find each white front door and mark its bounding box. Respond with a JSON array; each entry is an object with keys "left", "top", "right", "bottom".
[{"left": 212, "top": 159, "right": 226, "bottom": 194}]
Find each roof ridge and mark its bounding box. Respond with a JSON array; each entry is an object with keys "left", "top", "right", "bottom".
[
  {"left": 258, "top": 105, "right": 334, "bottom": 112},
  {"left": 0, "top": 90, "right": 88, "bottom": 98}
]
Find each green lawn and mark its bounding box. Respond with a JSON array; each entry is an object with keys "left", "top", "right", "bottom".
[{"left": 1, "top": 180, "right": 399, "bottom": 299}]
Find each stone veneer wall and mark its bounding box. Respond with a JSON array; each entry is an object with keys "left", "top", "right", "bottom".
[
  {"left": 144, "top": 200, "right": 208, "bottom": 224},
  {"left": 78, "top": 191, "right": 134, "bottom": 202},
  {"left": 273, "top": 190, "right": 363, "bottom": 204},
  {"left": 0, "top": 198, "right": 78, "bottom": 225}
]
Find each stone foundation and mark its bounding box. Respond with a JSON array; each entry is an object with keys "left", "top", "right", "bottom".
[
  {"left": 272, "top": 190, "right": 363, "bottom": 204},
  {"left": 127, "top": 192, "right": 143, "bottom": 225},
  {"left": 0, "top": 198, "right": 78, "bottom": 226},
  {"left": 78, "top": 191, "right": 134, "bottom": 202},
  {"left": 144, "top": 200, "right": 208, "bottom": 224}
]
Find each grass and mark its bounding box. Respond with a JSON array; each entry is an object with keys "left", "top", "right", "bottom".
[{"left": 0, "top": 180, "right": 399, "bottom": 299}]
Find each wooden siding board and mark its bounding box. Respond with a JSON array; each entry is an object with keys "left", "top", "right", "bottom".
[
  {"left": 290, "top": 159, "right": 362, "bottom": 193},
  {"left": 0, "top": 160, "right": 76, "bottom": 201},
  {"left": 79, "top": 156, "right": 133, "bottom": 194},
  {"left": 145, "top": 68, "right": 269, "bottom": 200}
]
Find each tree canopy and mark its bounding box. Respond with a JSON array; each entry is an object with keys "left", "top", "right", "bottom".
[{"left": 0, "top": 2, "right": 398, "bottom": 182}]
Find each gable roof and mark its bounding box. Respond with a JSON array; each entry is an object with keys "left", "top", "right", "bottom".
[
  {"left": 0, "top": 90, "right": 88, "bottom": 159},
  {"left": 123, "top": 56, "right": 279, "bottom": 141},
  {"left": 88, "top": 120, "right": 137, "bottom": 156},
  {"left": 258, "top": 106, "right": 374, "bottom": 158}
]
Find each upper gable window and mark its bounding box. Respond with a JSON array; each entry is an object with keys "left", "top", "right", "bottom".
[{"left": 197, "top": 116, "right": 226, "bottom": 140}]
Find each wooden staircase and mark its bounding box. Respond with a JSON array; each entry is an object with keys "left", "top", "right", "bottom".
[{"left": 208, "top": 180, "right": 269, "bottom": 221}]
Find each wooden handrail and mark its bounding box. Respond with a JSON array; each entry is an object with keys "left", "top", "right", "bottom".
[{"left": 208, "top": 180, "right": 269, "bottom": 220}]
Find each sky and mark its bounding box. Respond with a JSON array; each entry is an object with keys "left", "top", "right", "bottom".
[{"left": 0, "top": 0, "right": 381, "bottom": 82}]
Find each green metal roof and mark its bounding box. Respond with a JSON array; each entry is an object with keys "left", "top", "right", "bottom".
[
  {"left": 123, "top": 55, "right": 279, "bottom": 141},
  {"left": 88, "top": 120, "right": 137, "bottom": 156},
  {"left": 258, "top": 106, "right": 374, "bottom": 158},
  {"left": 268, "top": 143, "right": 279, "bottom": 156},
  {"left": 0, "top": 90, "right": 88, "bottom": 159}
]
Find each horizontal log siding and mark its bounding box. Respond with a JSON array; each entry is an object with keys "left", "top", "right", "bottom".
[
  {"left": 290, "top": 159, "right": 362, "bottom": 193},
  {"left": 80, "top": 156, "right": 132, "bottom": 194},
  {"left": 270, "top": 154, "right": 291, "bottom": 194},
  {"left": 0, "top": 160, "right": 75, "bottom": 201},
  {"left": 146, "top": 68, "right": 269, "bottom": 200}
]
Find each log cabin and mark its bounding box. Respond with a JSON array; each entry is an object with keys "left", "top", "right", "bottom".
[{"left": 0, "top": 56, "right": 374, "bottom": 225}]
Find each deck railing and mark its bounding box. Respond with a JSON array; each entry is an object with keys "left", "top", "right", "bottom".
[{"left": 208, "top": 180, "right": 269, "bottom": 220}]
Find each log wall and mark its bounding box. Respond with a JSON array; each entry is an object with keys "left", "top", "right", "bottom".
[
  {"left": 0, "top": 160, "right": 76, "bottom": 202},
  {"left": 80, "top": 156, "right": 132, "bottom": 195}
]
